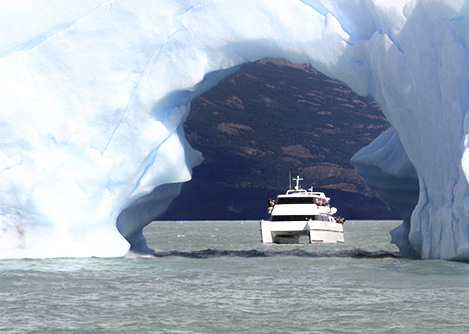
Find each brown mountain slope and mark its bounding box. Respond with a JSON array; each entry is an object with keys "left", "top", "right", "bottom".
[{"left": 160, "top": 59, "right": 398, "bottom": 220}]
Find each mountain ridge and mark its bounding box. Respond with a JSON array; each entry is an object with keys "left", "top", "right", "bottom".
[{"left": 160, "top": 59, "right": 400, "bottom": 220}]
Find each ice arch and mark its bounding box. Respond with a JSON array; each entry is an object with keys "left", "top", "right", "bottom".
[{"left": 1, "top": 0, "right": 469, "bottom": 259}]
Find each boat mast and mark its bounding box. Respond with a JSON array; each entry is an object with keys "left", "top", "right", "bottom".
[{"left": 293, "top": 175, "right": 303, "bottom": 191}]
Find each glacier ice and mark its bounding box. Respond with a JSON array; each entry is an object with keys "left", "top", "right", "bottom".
[{"left": 1, "top": 0, "right": 469, "bottom": 259}]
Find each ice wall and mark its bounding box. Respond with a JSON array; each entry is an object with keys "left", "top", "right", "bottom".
[{"left": 1, "top": 0, "right": 469, "bottom": 259}]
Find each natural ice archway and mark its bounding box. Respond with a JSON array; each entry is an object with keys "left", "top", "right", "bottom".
[{"left": 1, "top": 0, "right": 469, "bottom": 259}]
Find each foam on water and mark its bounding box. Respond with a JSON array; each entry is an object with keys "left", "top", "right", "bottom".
[
  {"left": 152, "top": 248, "right": 400, "bottom": 259},
  {"left": 2, "top": 221, "right": 469, "bottom": 334}
]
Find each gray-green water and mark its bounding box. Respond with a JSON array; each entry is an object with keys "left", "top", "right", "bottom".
[{"left": 2, "top": 220, "right": 469, "bottom": 333}]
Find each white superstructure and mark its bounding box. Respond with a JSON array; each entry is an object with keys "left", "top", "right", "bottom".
[{"left": 260, "top": 175, "right": 344, "bottom": 244}]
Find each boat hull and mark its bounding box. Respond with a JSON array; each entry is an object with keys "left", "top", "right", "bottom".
[{"left": 260, "top": 219, "right": 344, "bottom": 244}]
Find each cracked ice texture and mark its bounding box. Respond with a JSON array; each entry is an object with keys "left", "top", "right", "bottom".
[{"left": 1, "top": 0, "right": 469, "bottom": 259}]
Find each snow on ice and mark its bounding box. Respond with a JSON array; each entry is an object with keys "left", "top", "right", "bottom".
[{"left": 1, "top": 0, "right": 469, "bottom": 259}]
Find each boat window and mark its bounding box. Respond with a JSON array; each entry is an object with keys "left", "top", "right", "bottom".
[
  {"left": 271, "top": 215, "right": 317, "bottom": 221},
  {"left": 276, "top": 197, "right": 316, "bottom": 204}
]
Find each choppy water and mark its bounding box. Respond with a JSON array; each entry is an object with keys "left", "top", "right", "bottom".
[{"left": 2, "top": 220, "right": 469, "bottom": 333}]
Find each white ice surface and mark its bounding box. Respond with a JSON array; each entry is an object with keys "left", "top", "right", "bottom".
[{"left": 1, "top": 0, "right": 469, "bottom": 259}]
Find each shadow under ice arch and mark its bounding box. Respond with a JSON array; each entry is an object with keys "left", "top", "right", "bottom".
[
  {"left": 2, "top": 0, "right": 469, "bottom": 259},
  {"left": 116, "top": 0, "right": 469, "bottom": 260},
  {"left": 117, "top": 0, "right": 423, "bottom": 256}
]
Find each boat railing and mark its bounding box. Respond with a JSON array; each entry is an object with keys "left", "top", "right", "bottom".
[{"left": 286, "top": 189, "right": 308, "bottom": 195}]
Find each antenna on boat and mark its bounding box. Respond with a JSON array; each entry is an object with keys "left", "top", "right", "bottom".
[
  {"left": 289, "top": 170, "right": 292, "bottom": 190},
  {"left": 293, "top": 174, "right": 303, "bottom": 191}
]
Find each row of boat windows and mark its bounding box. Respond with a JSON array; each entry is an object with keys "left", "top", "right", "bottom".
[
  {"left": 276, "top": 198, "right": 327, "bottom": 205},
  {"left": 270, "top": 215, "right": 330, "bottom": 222}
]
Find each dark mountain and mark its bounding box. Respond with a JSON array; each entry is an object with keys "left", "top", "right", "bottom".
[{"left": 160, "top": 58, "right": 400, "bottom": 220}]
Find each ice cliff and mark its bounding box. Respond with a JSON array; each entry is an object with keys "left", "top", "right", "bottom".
[{"left": 1, "top": 0, "right": 469, "bottom": 259}]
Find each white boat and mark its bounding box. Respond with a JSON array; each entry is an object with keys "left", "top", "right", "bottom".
[{"left": 260, "top": 175, "right": 345, "bottom": 244}]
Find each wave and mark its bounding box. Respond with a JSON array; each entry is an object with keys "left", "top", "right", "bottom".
[{"left": 152, "top": 248, "right": 401, "bottom": 259}]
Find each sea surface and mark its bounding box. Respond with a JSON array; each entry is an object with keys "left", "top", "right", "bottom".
[{"left": 2, "top": 220, "right": 469, "bottom": 333}]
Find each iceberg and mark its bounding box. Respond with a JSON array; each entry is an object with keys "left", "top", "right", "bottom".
[{"left": 1, "top": 0, "right": 469, "bottom": 259}]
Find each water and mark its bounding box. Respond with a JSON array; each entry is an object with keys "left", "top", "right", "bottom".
[{"left": 2, "top": 220, "right": 469, "bottom": 333}]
